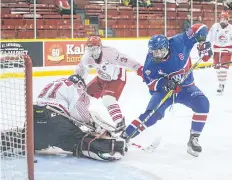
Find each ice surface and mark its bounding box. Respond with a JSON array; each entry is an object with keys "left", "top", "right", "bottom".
[{"left": 1, "top": 68, "right": 232, "bottom": 179}]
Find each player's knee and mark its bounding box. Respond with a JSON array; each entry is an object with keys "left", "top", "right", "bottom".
[
  {"left": 192, "top": 95, "right": 210, "bottom": 113},
  {"left": 139, "top": 110, "right": 163, "bottom": 127}
]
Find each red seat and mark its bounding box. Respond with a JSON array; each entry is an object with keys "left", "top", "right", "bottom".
[
  {"left": 102, "top": 6, "right": 119, "bottom": 16},
  {"left": 134, "top": 7, "right": 149, "bottom": 14},
  {"left": 192, "top": 11, "right": 203, "bottom": 18},
  {"left": 147, "top": 27, "right": 164, "bottom": 36},
  {"left": 167, "top": 3, "right": 176, "bottom": 9},
  {"left": 37, "top": 0, "right": 56, "bottom": 4},
  {"left": 1, "top": 25, "right": 15, "bottom": 30},
  {"left": 99, "top": 15, "right": 115, "bottom": 28},
  {"left": 30, "top": 4, "right": 49, "bottom": 9},
  {"left": 167, "top": 19, "right": 178, "bottom": 29},
  {"left": 1, "top": 8, "right": 11, "bottom": 14},
  {"left": 85, "top": 5, "right": 102, "bottom": 16},
  {"left": 3, "top": 19, "right": 23, "bottom": 25},
  {"left": 43, "top": 14, "right": 61, "bottom": 19},
  {"left": 37, "top": 30, "right": 58, "bottom": 38},
  {"left": 203, "top": 12, "right": 214, "bottom": 18},
  {"left": 11, "top": 8, "right": 30, "bottom": 13},
  {"left": 17, "top": 30, "right": 34, "bottom": 38},
  {"left": 43, "top": 19, "right": 63, "bottom": 25},
  {"left": 119, "top": 6, "right": 134, "bottom": 16},
  {"left": 176, "top": 3, "right": 189, "bottom": 12},
  {"left": 130, "top": 25, "right": 147, "bottom": 37},
  {"left": 9, "top": 3, "right": 29, "bottom": 8},
  {"left": 147, "top": 14, "right": 163, "bottom": 19},
  {"left": 167, "top": 29, "right": 179, "bottom": 37},
  {"left": 167, "top": 11, "right": 177, "bottom": 19},
  {"left": 117, "top": 15, "right": 130, "bottom": 25},
  {"left": 177, "top": 11, "right": 188, "bottom": 19},
  {"left": 148, "top": 5, "right": 163, "bottom": 13},
  {"left": 62, "top": 14, "right": 82, "bottom": 20},
  {"left": 1, "top": 14, "right": 23, "bottom": 19},
  {"left": 1, "top": 30, "right": 17, "bottom": 39},
  {"left": 112, "top": 24, "right": 130, "bottom": 37},
  {"left": 60, "top": 30, "right": 72, "bottom": 38},
  {"left": 24, "top": 19, "right": 44, "bottom": 26},
  {"left": 147, "top": 18, "right": 164, "bottom": 27},
  {"left": 202, "top": 3, "right": 214, "bottom": 12}
]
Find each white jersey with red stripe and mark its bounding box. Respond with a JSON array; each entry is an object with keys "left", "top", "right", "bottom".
[
  {"left": 75, "top": 46, "right": 141, "bottom": 81},
  {"left": 207, "top": 23, "right": 232, "bottom": 50},
  {"left": 36, "top": 78, "right": 91, "bottom": 124}
]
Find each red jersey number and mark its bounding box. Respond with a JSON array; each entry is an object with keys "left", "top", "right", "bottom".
[{"left": 38, "top": 79, "right": 73, "bottom": 99}]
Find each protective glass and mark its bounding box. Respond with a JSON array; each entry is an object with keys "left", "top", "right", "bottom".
[{"left": 86, "top": 45, "right": 101, "bottom": 59}]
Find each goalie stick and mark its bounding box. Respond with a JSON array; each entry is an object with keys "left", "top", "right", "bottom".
[
  {"left": 46, "top": 105, "right": 117, "bottom": 132},
  {"left": 46, "top": 105, "right": 95, "bottom": 131}
]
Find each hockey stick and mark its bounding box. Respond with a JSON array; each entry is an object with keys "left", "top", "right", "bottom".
[
  {"left": 126, "top": 57, "right": 203, "bottom": 143},
  {"left": 198, "top": 61, "right": 232, "bottom": 69},
  {"left": 46, "top": 105, "right": 95, "bottom": 130},
  {"left": 129, "top": 136, "right": 162, "bottom": 153}
]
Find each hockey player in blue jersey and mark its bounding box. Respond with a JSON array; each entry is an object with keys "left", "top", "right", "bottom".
[{"left": 122, "top": 24, "right": 213, "bottom": 157}]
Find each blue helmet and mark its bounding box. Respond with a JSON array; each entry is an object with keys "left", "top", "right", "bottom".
[{"left": 148, "top": 35, "right": 169, "bottom": 62}]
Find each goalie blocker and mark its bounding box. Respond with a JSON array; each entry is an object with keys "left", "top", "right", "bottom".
[{"left": 33, "top": 105, "right": 125, "bottom": 161}]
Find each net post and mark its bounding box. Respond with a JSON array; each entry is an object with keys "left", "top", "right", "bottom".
[{"left": 25, "top": 55, "right": 34, "bottom": 180}]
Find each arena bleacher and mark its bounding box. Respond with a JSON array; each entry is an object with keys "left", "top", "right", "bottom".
[{"left": 1, "top": 0, "right": 232, "bottom": 38}]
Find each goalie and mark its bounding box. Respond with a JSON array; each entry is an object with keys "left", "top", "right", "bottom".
[{"left": 33, "top": 74, "right": 125, "bottom": 161}]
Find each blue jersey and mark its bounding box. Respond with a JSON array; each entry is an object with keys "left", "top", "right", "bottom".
[{"left": 143, "top": 24, "right": 208, "bottom": 95}]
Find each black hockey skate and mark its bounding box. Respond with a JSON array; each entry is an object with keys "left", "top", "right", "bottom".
[
  {"left": 217, "top": 84, "right": 224, "bottom": 94},
  {"left": 187, "top": 133, "right": 202, "bottom": 157}
]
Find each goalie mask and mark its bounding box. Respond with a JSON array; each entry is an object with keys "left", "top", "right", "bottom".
[
  {"left": 68, "top": 74, "right": 86, "bottom": 90},
  {"left": 219, "top": 11, "right": 229, "bottom": 28},
  {"left": 148, "top": 35, "right": 169, "bottom": 63},
  {"left": 86, "top": 36, "right": 102, "bottom": 60}
]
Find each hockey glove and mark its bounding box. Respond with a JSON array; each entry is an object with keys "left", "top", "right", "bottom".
[
  {"left": 137, "top": 66, "right": 144, "bottom": 79},
  {"left": 163, "top": 79, "right": 181, "bottom": 93},
  {"left": 197, "top": 41, "right": 213, "bottom": 62}
]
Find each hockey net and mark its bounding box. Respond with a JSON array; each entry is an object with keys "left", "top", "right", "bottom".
[{"left": 0, "top": 54, "right": 34, "bottom": 180}]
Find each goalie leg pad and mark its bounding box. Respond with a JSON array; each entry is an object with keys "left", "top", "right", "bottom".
[
  {"left": 76, "top": 135, "right": 125, "bottom": 161},
  {"left": 34, "top": 105, "right": 85, "bottom": 152}
]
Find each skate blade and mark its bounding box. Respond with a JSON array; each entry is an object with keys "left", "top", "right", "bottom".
[{"left": 187, "top": 147, "right": 200, "bottom": 157}]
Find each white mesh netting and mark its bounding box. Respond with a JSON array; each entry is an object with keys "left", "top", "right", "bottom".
[{"left": 0, "top": 54, "right": 30, "bottom": 180}]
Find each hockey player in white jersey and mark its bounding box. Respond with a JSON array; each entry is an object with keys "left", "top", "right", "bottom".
[
  {"left": 75, "top": 36, "right": 143, "bottom": 132},
  {"left": 207, "top": 11, "right": 232, "bottom": 94},
  {"left": 31, "top": 74, "right": 125, "bottom": 161}
]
